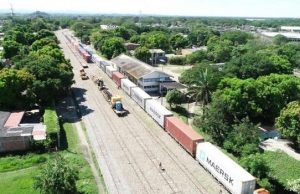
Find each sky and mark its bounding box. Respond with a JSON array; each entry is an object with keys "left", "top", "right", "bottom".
[{"left": 0, "top": 0, "right": 299, "bottom": 18}]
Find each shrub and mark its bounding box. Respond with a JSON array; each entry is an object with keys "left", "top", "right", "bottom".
[{"left": 168, "top": 56, "right": 186, "bottom": 65}]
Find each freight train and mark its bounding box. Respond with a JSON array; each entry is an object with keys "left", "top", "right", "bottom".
[{"left": 63, "top": 32, "right": 257, "bottom": 194}]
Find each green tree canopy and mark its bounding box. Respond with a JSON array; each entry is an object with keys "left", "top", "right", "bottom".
[
  {"left": 0, "top": 68, "right": 35, "bottom": 109},
  {"left": 170, "top": 34, "right": 188, "bottom": 50},
  {"left": 100, "top": 37, "right": 126, "bottom": 59},
  {"left": 134, "top": 46, "right": 151, "bottom": 63},
  {"left": 140, "top": 31, "right": 170, "bottom": 51},
  {"left": 34, "top": 155, "right": 79, "bottom": 194},
  {"left": 166, "top": 89, "right": 185, "bottom": 108},
  {"left": 220, "top": 31, "right": 253, "bottom": 46},
  {"left": 275, "top": 101, "right": 300, "bottom": 146}
]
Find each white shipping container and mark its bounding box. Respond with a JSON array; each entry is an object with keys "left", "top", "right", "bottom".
[
  {"left": 105, "top": 66, "right": 117, "bottom": 78},
  {"left": 121, "top": 79, "right": 137, "bottom": 96},
  {"left": 145, "top": 99, "right": 173, "bottom": 128},
  {"left": 100, "top": 61, "right": 110, "bottom": 72},
  {"left": 131, "top": 87, "right": 152, "bottom": 109},
  {"left": 196, "top": 142, "right": 256, "bottom": 194}
]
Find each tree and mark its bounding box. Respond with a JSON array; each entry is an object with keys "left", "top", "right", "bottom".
[
  {"left": 134, "top": 46, "right": 151, "bottom": 63},
  {"left": 207, "top": 36, "right": 233, "bottom": 62},
  {"left": 140, "top": 31, "right": 169, "bottom": 51},
  {"left": 224, "top": 48, "right": 293, "bottom": 79},
  {"left": 34, "top": 155, "right": 79, "bottom": 194},
  {"left": 187, "top": 68, "right": 212, "bottom": 107},
  {"left": 223, "top": 118, "right": 260, "bottom": 157},
  {"left": 166, "top": 89, "right": 185, "bottom": 108},
  {"left": 186, "top": 50, "right": 208, "bottom": 64},
  {"left": 170, "top": 34, "right": 188, "bottom": 50},
  {"left": 287, "top": 179, "right": 300, "bottom": 194},
  {"left": 240, "top": 153, "right": 269, "bottom": 179},
  {"left": 273, "top": 34, "right": 288, "bottom": 45},
  {"left": 275, "top": 101, "right": 300, "bottom": 146},
  {"left": 17, "top": 54, "right": 73, "bottom": 103},
  {"left": 2, "top": 40, "right": 22, "bottom": 58},
  {"left": 240, "top": 154, "right": 273, "bottom": 192},
  {"left": 35, "top": 29, "right": 56, "bottom": 40},
  {"left": 100, "top": 37, "right": 126, "bottom": 59},
  {"left": 114, "top": 27, "right": 136, "bottom": 40},
  {"left": 0, "top": 68, "right": 35, "bottom": 109},
  {"left": 31, "top": 37, "right": 58, "bottom": 51},
  {"left": 216, "top": 74, "right": 300, "bottom": 123},
  {"left": 187, "top": 28, "right": 217, "bottom": 46},
  {"left": 221, "top": 31, "right": 252, "bottom": 46}
]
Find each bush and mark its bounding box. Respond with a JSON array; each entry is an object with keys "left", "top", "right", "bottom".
[
  {"left": 43, "top": 107, "right": 59, "bottom": 149},
  {"left": 168, "top": 56, "right": 186, "bottom": 65}
]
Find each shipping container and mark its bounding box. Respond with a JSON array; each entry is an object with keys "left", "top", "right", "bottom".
[
  {"left": 131, "top": 87, "right": 152, "bottom": 109},
  {"left": 105, "top": 66, "right": 117, "bottom": 78},
  {"left": 121, "top": 79, "right": 137, "bottom": 96},
  {"left": 145, "top": 99, "right": 173, "bottom": 128},
  {"left": 100, "top": 61, "right": 110, "bottom": 72},
  {"left": 112, "top": 72, "right": 125, "bottom": 87},
  {"left": 196, "top": 142, "right": 256, "bottom": 194},
  {"left": 165, "top": 116, "right": 204, "bottom": 156}
]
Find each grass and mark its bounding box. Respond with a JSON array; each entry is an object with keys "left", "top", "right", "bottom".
[
  {"left": 43, "top": 108, "right": 59, "bottom": 134},
  {"left": 171, "top": 105, "right": 189, "bottom": 124},
  {"left": 0, "top": 167, "right": 39, "bottom": 194},
  {"left": 0, "top": 154, "right": 48, "bottom": 173},
  {"left": 0, "top": 121, "right": 98, "bottom": 194},
  {"left": 61, "top": 122, "right": 98, "bottom": 194},
  {"left": 262, "top": 151, "right": 300, "bottom": 188}
]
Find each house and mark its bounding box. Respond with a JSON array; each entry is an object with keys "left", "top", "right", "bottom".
[
  {"left": 149, "top": 49, "right": 167, "bottom": 65},
  {"left": 111, "top": 54, "right": 173, "bottom": 92},
  {"left": 124, "top": 43, "right": 140, "bottom": 51},
  {"left": 0, "top": 111, "right": 46, "bottom": 153}
]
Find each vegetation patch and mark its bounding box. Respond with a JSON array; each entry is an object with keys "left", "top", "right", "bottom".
[
  {"left": 262, "top": 151, "right": 300, "bottom": 188},
  {"left": 0, "top": 154, "right": 48, "bottom": 173},
  {"left": 43, "top": 108, "right": 59, "bottom": 134}
]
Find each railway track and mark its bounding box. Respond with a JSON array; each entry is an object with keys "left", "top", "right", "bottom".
[{"left": 57, "top": 30, "right": 227, "bottom": 194}]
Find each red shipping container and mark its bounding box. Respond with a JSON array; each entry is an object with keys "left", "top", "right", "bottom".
[
  {"left": 112, "top": 71, "right": 125, "bottom": 87},
  {"left": 165, "top": 116, "right": 204, "bottom": 157}
]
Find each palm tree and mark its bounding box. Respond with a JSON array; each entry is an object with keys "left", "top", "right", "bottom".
[{"left": 187, "top": 68, "right": 212, "bottom": 109}]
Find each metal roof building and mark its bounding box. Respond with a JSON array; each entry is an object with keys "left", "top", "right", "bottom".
[{"left": 111, "top": 54, "right": 173, "bottom": 92}]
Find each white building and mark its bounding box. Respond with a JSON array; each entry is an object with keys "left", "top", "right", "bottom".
[
  {"left": 261, "top": 32, "right": 300, "bottom": 42},
  {"left": 281, "top": 26, "right": 300, "bottom": 33},
  {"left": 111, "top": 54, "right": 172, "bottom": 92}
]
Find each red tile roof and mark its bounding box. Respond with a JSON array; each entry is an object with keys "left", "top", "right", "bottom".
[{"left": 4, "top": 111, "right": 25, "bottom": 128}]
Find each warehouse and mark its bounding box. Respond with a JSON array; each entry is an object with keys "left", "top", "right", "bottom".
[{"left": 111, "top": 54, "right": 173, "bottom": 92}]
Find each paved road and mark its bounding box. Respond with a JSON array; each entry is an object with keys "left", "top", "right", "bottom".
[{"left": 56, "top": 29, "right": 228, "bottom": 194}]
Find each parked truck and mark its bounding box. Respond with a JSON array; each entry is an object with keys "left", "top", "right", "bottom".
[{"left": 80, "top": 69, "right": 89, "bottom": 80}]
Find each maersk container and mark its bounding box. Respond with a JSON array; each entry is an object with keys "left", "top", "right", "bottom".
[
  {"left": 105, "top": 66, "right": 117, "bottom": 78},
  {"left": 145, "top": 99, "right": 173, "bottom": 128},
  {"left": 196, "top": 142, "right": 256, "bottom": 194},
  {"left": 165, "top": 116, "right": 204, "bottom": 156},
  {"left": 112, "top": 71, "right": 125, "bottom": 87},
  {"left": 121, "top": 79, "right": 137, "bottom": 96},
  {"left": 131, "top": 87, "right": 151, "bottom": 109}
]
